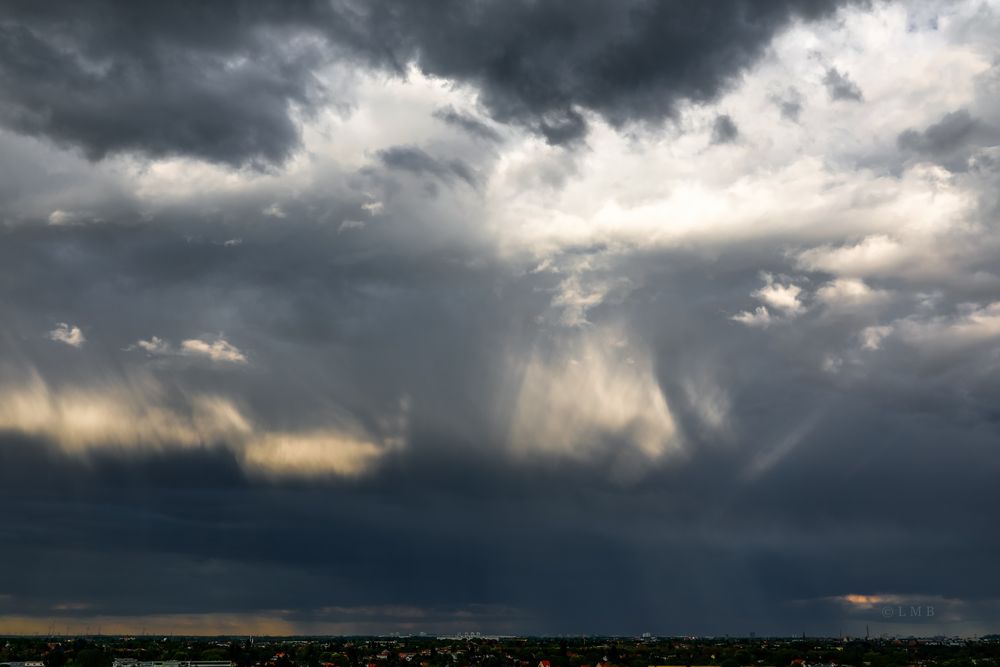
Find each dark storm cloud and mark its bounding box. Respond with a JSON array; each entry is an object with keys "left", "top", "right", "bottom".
[
  {"left": 535, "top": 108, "right": 589, "bottom": 146},
  {"left": 711, "top": 114, "right": 740, "bottom": 144},
  {"left": 823, "top": 67, "right": 865, "bottom": 101},
  {"left": 0, "top": 0, "right": 867, "bottom": 163},
  {"left": 3, "top": 321, "right": 1000, "bottom": 636},
  {"left": 0, "top": 0, "right": 338, "bottom": 167},
  {"left": 338, "top": 0, "right": 869, "bottom": 145},
  {"left": 3, "top": 202, "right": 1000, "bottom": 633}
]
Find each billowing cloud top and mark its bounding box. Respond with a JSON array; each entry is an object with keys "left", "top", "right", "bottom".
[{"left": 2, "top": 0, "right": 1000, "bottom": 637}]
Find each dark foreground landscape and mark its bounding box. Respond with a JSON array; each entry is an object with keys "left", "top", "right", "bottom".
[{"left": 3, "top": 636, "right": 1000, "bottom": 667}]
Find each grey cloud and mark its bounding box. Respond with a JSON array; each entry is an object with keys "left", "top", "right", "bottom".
[
  {"left": 780, "top": 100, "right": 803, "bottom": 122},
  {"left": 771, "top": 87, "right": 804, "bottom": 121},
  {"left": 433, "top": 106, "right": 503, "bottom": 143},
  {"left": 823, "top": 67, "right": 864, "bottom": 101},
  {"left": 376, "top": 145, "right": 479, "bottom": 188},
  {"left": 711, "top": 114, "right": 739, "bottom": 144},
  {"left": 899, "top": 109, "right": 978, "bottom": 154},
  {"left": 897, "top": 108, "right": 999, "bottom": 172},
  {"left": 0, "top": 0, "right": 867, "bottom": 163}
]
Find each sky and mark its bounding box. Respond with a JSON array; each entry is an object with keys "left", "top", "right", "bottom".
[{"left": 2, "top": 0, "right": 1000, "bottom": 638}]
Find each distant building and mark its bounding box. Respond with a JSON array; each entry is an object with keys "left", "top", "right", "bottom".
[{"left": 113, "top": 661, "right": 231, "bottom": 667}]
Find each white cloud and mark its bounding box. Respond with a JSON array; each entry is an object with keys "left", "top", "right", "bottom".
[
  {"left": 241, "top": 432, "right": 387, "bottom": 478},
  {"left": 180, "top": 337, "right": 247, "bottom": 364},
  {"left": 733, "top": 274, "right": 805, "bottom": 327},
  {"left": 732, "top": 306, "right": 774, "bottom": 328},
  {"left": 796, "top": 235, "right": 910, "bottom": 278},
  {"left": 129, "top": 335, "right": 247, "bottom": 364},
  {"left": 815, "top": 277, "right": 889, "bottom": 309},
  {"left": 0, "top": 371, "right": 249, "bottom": 453},
  {"left": 860, "top": 325, "right": 894, "bottom": 350},
  {"left": 0, "top": 370, "right": 403, "bottom": 478},
  {"left": 134, "top": 336, "right": 171, "bottom": 355},
  {"left": 47, "top": 322, "right": 85, "bottom": 348},
  {"left": 753, "top": 274, "right": 805, "bottom": 315}
]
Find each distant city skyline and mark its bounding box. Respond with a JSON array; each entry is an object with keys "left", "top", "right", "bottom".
[{"left": 2, "top": 0, "right": 1000, "bottom": 637}]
